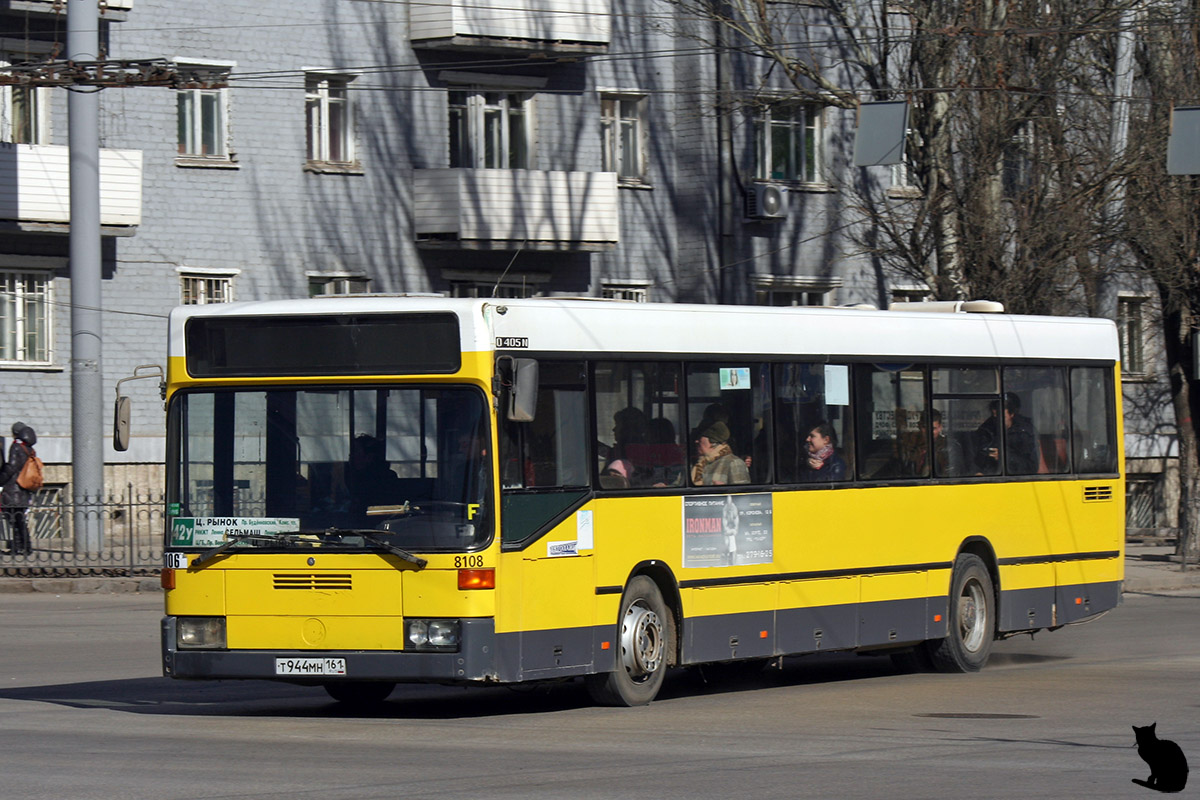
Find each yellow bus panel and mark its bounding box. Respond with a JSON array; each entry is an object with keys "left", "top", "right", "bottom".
[{"left": 228, "top": 615, "right": 406, "bottom": 650}]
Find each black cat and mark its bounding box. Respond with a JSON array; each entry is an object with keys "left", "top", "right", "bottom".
[{"left": 1132, "top": 723, "right": 1189, "bottom": 793}]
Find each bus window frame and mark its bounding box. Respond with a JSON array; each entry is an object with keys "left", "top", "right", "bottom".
[{"left": 165, "top": 381, "right": 497, "bottom": 552}]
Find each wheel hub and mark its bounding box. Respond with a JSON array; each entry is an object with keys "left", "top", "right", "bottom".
[
  {"left": 959, "top": 580, "right": 986, "bottom": 652},
  {"left": 620, "top": 601, "right": 663, "bottom": 680}
]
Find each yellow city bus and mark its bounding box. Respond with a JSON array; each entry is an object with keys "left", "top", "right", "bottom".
[{"left": 157, "top": 297, "right": 1124, "bottom": 706}]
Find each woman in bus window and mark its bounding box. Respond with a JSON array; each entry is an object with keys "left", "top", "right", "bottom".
[{"left": 802, "top": 422, "right": 848, "bottom": 482}]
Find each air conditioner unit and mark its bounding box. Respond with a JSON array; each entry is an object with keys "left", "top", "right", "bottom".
[{"left": 745, "top": 183, "right": 787, "bottom": 220}]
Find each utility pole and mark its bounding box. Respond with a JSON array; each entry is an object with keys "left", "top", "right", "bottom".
[
  {"left": 0, "top": 26, "right": 224, "bottom": 553},
  {"left": 67, "top": 0, "right": 105, "bottom": 552}
]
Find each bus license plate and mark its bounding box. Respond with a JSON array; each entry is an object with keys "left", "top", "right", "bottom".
[{"left": 275, "top": 658, "right": 346, "bottom": 676}]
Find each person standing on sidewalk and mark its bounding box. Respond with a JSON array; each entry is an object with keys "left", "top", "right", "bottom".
[{"left": 0, "top": 422, "right": 38, "bottom": 555}]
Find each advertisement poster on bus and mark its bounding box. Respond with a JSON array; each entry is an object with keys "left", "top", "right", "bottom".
[{"left": 682, "top": 493, "right": 773, "bottom": 568}]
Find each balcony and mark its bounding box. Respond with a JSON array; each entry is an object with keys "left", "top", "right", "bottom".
[
  {"left": 0, "top": 144, "right": 143, "bottom": 231},
  {"left": 410, "top": 0, "right": 609, "bottom": 54},
  {"left": 414, "top": 169, "right": 619, "bottom": 251},
  {"left": 7, "top": 0, "right": 132, "bottom": 20}
]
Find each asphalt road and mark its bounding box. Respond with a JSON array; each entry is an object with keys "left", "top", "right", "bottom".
[{"left": 0, "top": 590, "right": 1197, "bottom": 800}]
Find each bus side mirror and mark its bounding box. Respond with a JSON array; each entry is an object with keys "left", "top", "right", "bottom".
[
  {"left": 112, "top": 364, "right": 165, "bottom": 452},
  {"left": 113, "top": 395, "right": 132, "bottom": 452},
  {"left": 507, "top": 358, "right": 539, "bottom": 422}
]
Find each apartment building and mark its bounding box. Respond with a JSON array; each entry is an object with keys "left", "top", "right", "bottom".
[{"left": 0, "top": 0, "right": 1175, "bottom": 533}]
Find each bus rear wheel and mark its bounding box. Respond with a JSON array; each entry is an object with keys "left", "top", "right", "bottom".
[
  {"left": 926, "top": 553, "right": 995, "bottom": 673},
  {"left": 586, "top": 576, "right": 671, "bottom": 706},
  {"left": 323, "top": 681, "right": 396, "bottom": 708}
]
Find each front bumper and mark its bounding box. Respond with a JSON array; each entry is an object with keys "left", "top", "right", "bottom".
[{"left": 161, "top": 616, "right": 499, "bottom": 683}]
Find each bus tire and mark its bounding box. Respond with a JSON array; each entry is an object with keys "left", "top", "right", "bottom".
[
  {"left": 323, "top": 681, "right": 395, "bottom": 707},
  {"left": 585, "top": 575, "right": 670, "bottom": 706},
  {"left": 927, "top": 553, "right": 995, "bottom": 673}
]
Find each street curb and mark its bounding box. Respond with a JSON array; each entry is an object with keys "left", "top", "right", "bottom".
[{"left": 0, "top": 577, "right": 162, "bottom": 594}]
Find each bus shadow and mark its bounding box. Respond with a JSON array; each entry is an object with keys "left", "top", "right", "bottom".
[
  {"left": 0, "top": 676, "right": 599, "bottom": 719},
  {"left": 0, "top": 649, "right": 1064, "bottom": 718}
]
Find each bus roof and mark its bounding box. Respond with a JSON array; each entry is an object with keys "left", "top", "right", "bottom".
[{"left": 169, "top": 297, "right": 1118, "bottom": 363}]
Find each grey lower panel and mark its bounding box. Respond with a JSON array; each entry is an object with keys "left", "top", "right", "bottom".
[
  {"left": 776, "top": 603, "right": 858, "bottom": 654},
  {"left": 858, "top": 596, "right": 932, "bottom": 648},
  {"left": 999, "top": 586, "right": 1056, "bottom": 631},
  {"left": 493, "top": 625, "right": 615, "bottom": 683},
  {"left": 684, "top": 610, "right": 777, "bottom": 664},
  {"left": 1056, "top": 581, "right": 1121, "bottom": 625},
  {"left": 162, "top": 617, "right": 499, "bottom": 683},
  {"left": 998, "top": 581, "right": 1121, "bottom": 631}
]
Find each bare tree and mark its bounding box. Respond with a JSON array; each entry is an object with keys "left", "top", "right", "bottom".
[
  {"left": 1122, "top": 0, "right": 1200, "bottom": 564},
  {"left": 666, "top": 0, "right": 1138, "bottom": 312}
]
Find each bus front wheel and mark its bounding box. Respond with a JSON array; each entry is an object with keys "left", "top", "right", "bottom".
[
  {"left": 586, "top": 576, "right": 671, "bottom": 706},
  {"left": 323, "top": 681, "right": 396, "bottom": 708},
  {"left": 927, "top": 553, "right": 995, "bottom": 673}
]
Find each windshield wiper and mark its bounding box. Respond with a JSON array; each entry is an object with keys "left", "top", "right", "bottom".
[
  {"left": 192, "top": 533, "right": 297, "bottom": 569},
  {"left": 312, "top": 528, "right": 428, "bottom": 569},
  {"left": 190, "top": 529, "right": 427, "bottom": 571}
]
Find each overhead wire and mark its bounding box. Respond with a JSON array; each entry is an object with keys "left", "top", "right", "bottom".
[{"left": 2, "top": 2, "right": 1195, "bottom": 308}]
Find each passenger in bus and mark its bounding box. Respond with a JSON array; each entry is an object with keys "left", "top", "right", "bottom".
[
  {"left": 1002, "top": 393, "right": 1040, "bottom": 474},
  {"left": 600, "top": 458, "right": 633, "bottom": 489},
  {"left": 976, "top": 393, "right": 1039, "bottom": 475},
  {"left": 931, "top": 408, "right": 970, "bottom": 477},
  {"left": 973, "top": 402, "right": 1003, "bottom": 475},
  {"left": 347, "top": 434, "right": 402, "bottom": 514},
  {"left": 691, "top": 422, "right": 750, "bottom": 486},
  {"left": 802, "top": 422, "right": 848, "bottom": 482},
  {"left": 604, "top": 407, "right": 650, "bottom": 484}
]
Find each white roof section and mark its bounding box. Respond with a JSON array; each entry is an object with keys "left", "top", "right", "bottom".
[
  {"left": 169, "top": 297, "right": 1118, "bottom": 363},
  {"left": 167, "top": 297, "right": 496, "bottom": 359},
  {"left": 490, "top": 300, "right": 1118, "bottom": 362}
]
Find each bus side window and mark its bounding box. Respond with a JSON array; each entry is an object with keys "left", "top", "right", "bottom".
[
  {"left": 594, "top": 361, "right": 684, "bottom": 489},
  {"left": 1003, "top": 366, "right": 1070, "bottom": 476},
  {"left": 685, "top": 363, "right": 771, "bottom": 486},
  {"left": 500, "top": 360, "right": 589, "bottom": 489},
  {"left": 1071, "top": 366, "right": 1117, "bottom": 473},
  {"left": 855, "top": 365, "right": 927, "bottom": 480},
  {"left": 774, "top": 363, "right": 852, "bottom": 484}
]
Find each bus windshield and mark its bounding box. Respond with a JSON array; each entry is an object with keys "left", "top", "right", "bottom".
[{"left": 168, "top": 386, "right": 491, "bottom": 551}]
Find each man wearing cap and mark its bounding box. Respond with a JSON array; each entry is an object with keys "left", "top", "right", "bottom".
[{"left": 690, "top": 421, "right": 750, "bottom": 486}]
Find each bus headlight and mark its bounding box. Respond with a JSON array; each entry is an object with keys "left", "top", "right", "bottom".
[
  {"left": 176, "top": 617, "right": 227, "bottom": 649},
  {"left": 406, "top": 618, "right": 461, "bottom": 651}
]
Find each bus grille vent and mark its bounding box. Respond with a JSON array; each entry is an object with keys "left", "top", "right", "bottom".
[
  {"left": 1082, "top": 486, "right": 1113, "bottom": 503},
  {"left": 273, "top": 574, "right": 353, "bottom": 591}
]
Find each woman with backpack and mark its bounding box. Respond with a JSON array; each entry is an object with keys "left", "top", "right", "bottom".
[{"left": 0, "top": 422, "right": 40, "bottom": 556}]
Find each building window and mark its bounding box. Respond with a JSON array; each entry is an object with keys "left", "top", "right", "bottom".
[
  {"left": 601, "top": 94, "right": 646, "bottom": 182},
  {"left": 753, "top": 275, "right": 841, "bottom": 306},
  {"left": 306, "top": 75, "right": 355, "bottom": 166},
  {"left": 756, "top": 102, "right": 822, "bottom": 183},
  {"left": 1003, "top": 121, "right": 1034, "bottom": 199},
  {"left": 1117, "top": 297, "right": 1146, "bottom": 376},
  {"left": 180, "top": 272, "right": 235, "bottom": 305},
  {"left": 887, "top": 129, "right": 921, "bottom": 197},
  {"left": 1, "top": 52, "right": 50, "bottom": 145},
  {"left": 1126, "top": 477, "right": 1163, "bottom": 530},
  {"left": 449, "top": 280, "right": 539, "bottom": 299},
  {"left": 449, "top": 89, "right": 533, "bottom": 169},
  {"left": 601, "top": 282, "right": 649, "bottom": 303},
  {"left": 0, "top": 270, "right": 53, "bottom": 364},
  {"left": 890, "top": 286, "right": 931, "bottom": 304},
  {"left": 177, "top": 87, "right": 229, "bottom": 159},
  {"left": 308, "top": 274, "right": 370, "bottom": 296},
  {"left": 758, "top": 289, "right": 827, "bottom": 306}
]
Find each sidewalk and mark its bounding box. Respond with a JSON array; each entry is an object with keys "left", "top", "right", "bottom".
[
  {"left": 1, "top": 543, "right": 1198, "bottom": 595},
  {"left": 1122, "top": 542, "right": 1200, "bottom": 596}
]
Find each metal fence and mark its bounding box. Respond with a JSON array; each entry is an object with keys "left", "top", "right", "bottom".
[{"left": 0, "top": 486, "right": 164, "bottom": 576}]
